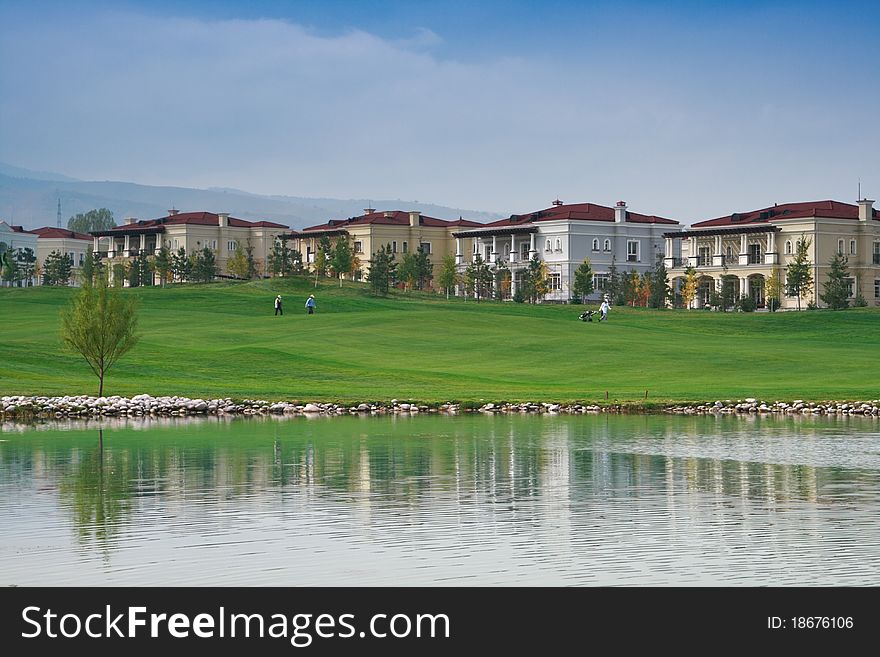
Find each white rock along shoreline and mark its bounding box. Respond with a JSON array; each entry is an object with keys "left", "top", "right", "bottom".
[{"left": 2, "top": 394, "right": 880, "bottom": 420}]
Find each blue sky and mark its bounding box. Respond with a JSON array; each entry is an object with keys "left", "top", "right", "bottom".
[{"left": 1, "top": 0, "right": 878, "bottom": 220}]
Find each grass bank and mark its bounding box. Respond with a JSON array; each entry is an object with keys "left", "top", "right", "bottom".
[{"left": 1, "top": 278, "right": 878, "bottom": 403}]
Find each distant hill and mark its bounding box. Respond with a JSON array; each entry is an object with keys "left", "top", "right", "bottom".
[{"left": 0, "top": 163, "right": 504, "bottom": 230}]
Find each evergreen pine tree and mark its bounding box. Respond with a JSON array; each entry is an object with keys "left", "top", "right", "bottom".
[{"left": 819, "top": 252, "right": 851, "bottom": 310}]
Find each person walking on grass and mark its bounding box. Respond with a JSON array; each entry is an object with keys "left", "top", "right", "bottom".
[
  {"left": 599, "top": 298, "right": 609, "bottom": 322},
  {"left": 305, "top": 294, "right": 316, "bottom": 315},
  {"left": 274, "top": 295, "right": 283, "bottom": 316}
]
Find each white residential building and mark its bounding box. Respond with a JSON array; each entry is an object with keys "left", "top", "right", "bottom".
[{"left": 452, "top": 200, "right": 681, "bottom": 301}]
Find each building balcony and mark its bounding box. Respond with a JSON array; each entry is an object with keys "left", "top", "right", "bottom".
[{"left": 664, "top": 257, "right": 685, "bottom": 269}]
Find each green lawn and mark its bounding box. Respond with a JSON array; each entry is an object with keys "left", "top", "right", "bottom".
[{"left": 1, "top": 279, "right": 878, "bottom": 403}]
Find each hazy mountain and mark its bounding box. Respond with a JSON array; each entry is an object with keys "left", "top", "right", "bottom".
[{"left": 0, "top": 163, "right": 504, "bottom": 230}]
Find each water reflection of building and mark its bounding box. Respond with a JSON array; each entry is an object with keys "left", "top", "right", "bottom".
[{"left": 1, "top": 414, "right": 877, "bottom": 563}]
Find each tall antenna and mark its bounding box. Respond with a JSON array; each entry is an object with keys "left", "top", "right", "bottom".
[
  {"left": 858, "top": 178, "right": 861, "bottom": 200},
  {"left": 56, "top": 196, "right": 62, "bottom": 228}
]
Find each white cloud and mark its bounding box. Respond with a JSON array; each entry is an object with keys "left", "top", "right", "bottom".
[{"left": 1, "top": 8, "right": 878, "bottom": 220}]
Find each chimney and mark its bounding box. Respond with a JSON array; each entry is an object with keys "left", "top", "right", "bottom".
[
  {"left": 858, "top": 198, "right": 874, "bottom": 222},
  {"left": 409, "top": 211, "right": 420, "bottom": 227},
  {"left": 124, "top": 216, "right": 138, "bottom": 225},
  {"left": 218, "top": 212, "right": 229, "bottom": 227},
  {"left": 364, "top": 207, "right": 375, "bottom": 215},
  {"left": 168, "top": 208, "right": 179, "bottom": 216},
  {"left": 384, "top": 211, "right": 394, "bottom": 218},
  {"left": 614, "top": 201, "right": 627, "bottom": 223}
]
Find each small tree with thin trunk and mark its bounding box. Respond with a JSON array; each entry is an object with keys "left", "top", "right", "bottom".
[
  {"left": 785, "top": 236, "right": 813, "bottom": 311},
  {"left": 61, "top": 280, "right": 140, "bottom": 396},
  {"left": 330, "top": 237, "right": 353, "bottom": 287},
  {"left": 765, "top": 266, "right": 782, "bottom": 311},
  {"left": 437, "top": 253, "right": 458, "bottom": 300},
  {"left": 572, "top": 258, "right": 594, "bottom": 304}
]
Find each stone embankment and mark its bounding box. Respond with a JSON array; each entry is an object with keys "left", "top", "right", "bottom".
[
  {"left": 1, "top": 394, "right": 879, "bottom": 420},
  {"left": 665, "top": 398, "right": 880, "bottom": 416}
]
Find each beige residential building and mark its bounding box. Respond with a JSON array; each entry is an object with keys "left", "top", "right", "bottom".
[
  {"left": 32, "top": 227, "right": 94, "bottom": 285},
  {"left": 284, "top": 209, "right": 483, "bottom": 284},
  {"left": 91, "top": 210, "right": 289, "bottom": 284},
  {"left": 0, "top": 220, "right": 39, "bottom": 286},
  {"left": 1, "top": 223, "right": 94, "bottom": 286},
  {"left": 664, "top": 199, "right": 880, "bottom": 308}
]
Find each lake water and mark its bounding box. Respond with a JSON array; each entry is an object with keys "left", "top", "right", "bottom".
[{"left": 1, "top": 413, "right": 879, "bottom": 586}]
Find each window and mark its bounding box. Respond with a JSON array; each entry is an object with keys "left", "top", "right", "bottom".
[
  {"left": 545, "top": 239, "right": 552, "bottom": 252},
  {"left": 603, "top": 239, "right": 611, "bottom": 252},
  {"left": 850, "top": 240, "right": 856, "bottom": 255},
  {"left": 785, "top": 240, "right": 792, "bottom": 255},
  {"left": 419, "top": 242, "right": 432, "bottom": 254},
  {"left": 173, "top": 239, "right": 179, "bottom": 250},
  {"left": 592, "top": 239, "right": 599, "bottom": 251},
  {"left": 697, "top": 246, "right": 710, "bottom": 266},
  {"left": 227, "top": 241, "right": 237, "bottom": 251},
  {"left": 504, "top": 243, "right": 510, "bottom": 256},
  {"left": 838, "top": 239, "right": 844, "bottom": 255},
  {"left": 594, "top": 273, "right": 610, "bottom": 291},
  {"left": 354, "top": 241, "right": 363, "bottom": 254},
  {"left": 520, "top": 243, "right": 529, "bottom": 259},
  {"left": 392, "top": 241, "right": 398, "bottom": 253},
  {"left": 875, "top": 242, "right": 880, "bottom": 265},
  {"left": 726, "top": 246, "right": 732, "bottom": 259},
  {"left": 403, "top": 241, "right": 408, "bottom": 254},
  {"left": 548, "top": 273, "right": 561, "bottom": 290},
  {"left": 78, "top": 252, "right": 85, "bottom": 266},
  {"left": 68, "top": 251, "right": 75, "bottom": 263},
  {"left": 748, "top": 243, "right": 762, "bottom": 264},
  {"left": 627, "top": 240, "right": 639, "bottom": 263},
  {"left": 554, "top": 238, "right": 562, "bottom": 252},
  {"left": 875, "top": 279, "right": 880, "bottom": 299},
  {"left": 846, "top": 278, "right": 855, "bottom": 298}
]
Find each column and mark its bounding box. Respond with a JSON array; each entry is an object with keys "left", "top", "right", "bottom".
[
  {"left": 123, "top": 234, "right": 130, "bottom": 256},
  {"left": 529, "top": 233, "right": 536, "bottom": 257},
  {"left": 93, "top": 236, "right": 99, "bottom": 253},
  {"left": 492, "top": 235, "right": 497, "bottom": 263},
  {"left": 715, "top": 234, "right": 722, "bottom": 255},
  {"left": 743, "top": 277, "right": 750, "bottom": 297},
  {"left": 665, "top": 237, "right": 672, "bottom": 258},
  {"left": 510, "top": 233, "right": 516, "bottom": 261},
  {"left": 768, "top": 230, "right": 776, "bottom": 254},
  {"left": 455, "top": 237, "right": 462, "bottom": 264}
]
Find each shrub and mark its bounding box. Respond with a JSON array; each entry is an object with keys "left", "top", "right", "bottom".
[{"left": 737, "top": 295, "right": 757, "bottom": 312}]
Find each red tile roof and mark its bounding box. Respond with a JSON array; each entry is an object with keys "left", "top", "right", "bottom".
[
  {"left": 692, "top": 200, "right": 877, "bottom": 228},
  {"left": 30, "top": 227, "right": 93, "bottom": 240},
  {"left": 102, "top": 212, "right": 289, "bottom": 232},
  {"left": 485, "top": 202, "right": 679, "bottom": 227},
  {"left": 302, "top": 211, "right": 484, "bottom": 232},
  {"left": 7, "top": 224, "right": 38, "bottom": 234}
]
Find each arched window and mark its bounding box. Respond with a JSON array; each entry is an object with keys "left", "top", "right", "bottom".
[
  {"left": 545, "top": 239, "right": 552, "bottom": 251},
  {"left": 785, "top": 240, "right": 792, "bottom": 255},
  {"left": 504, "top": 243, "right": 510, "bottom": 256},
  {"left": 592, "top": 239, "right": 599, "bottom": 251},
  {"left": 555, "top": 238, "right": 562, "bottom": 252},
  {"left": 603, "top": 239, "right": 611, "bottom": 252},
  {"left": 726, "top": 246, "right": 732, "bottom": 259}
]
